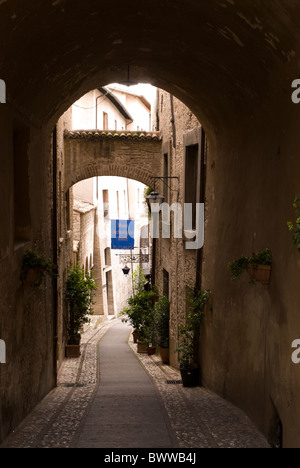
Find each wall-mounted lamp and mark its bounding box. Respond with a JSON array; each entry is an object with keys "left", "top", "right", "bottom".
[
  {"left": 145, "top": 191, "right": 165, "bottom": 212},
  {"left": 122, "top": 265, "right": 130, "bottom": 276}
]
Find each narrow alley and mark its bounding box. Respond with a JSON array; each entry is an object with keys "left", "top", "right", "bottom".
[
  {"left": 1, "top": 319, "right": 269, "bottom": 449},
  {"left": 2, "top": 0, "right": 300, "bottom": 450}
]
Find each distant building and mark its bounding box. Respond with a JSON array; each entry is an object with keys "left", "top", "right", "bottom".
[{"left": 69, "top": 86, "right": 151, "bottom": 316}]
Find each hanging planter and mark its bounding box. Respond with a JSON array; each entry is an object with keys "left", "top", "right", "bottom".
[
  {"left": 228, "top": 248, "right": 272, "bottom": 288},
  {"left": 247, "top": 264, "right": 272, "bottom": 288},
  {"left": 23, "top": 268, "right": 44, "bottom": 287},
  {"left": 20, "top": 250, "right": 58, "bottom": 287}
]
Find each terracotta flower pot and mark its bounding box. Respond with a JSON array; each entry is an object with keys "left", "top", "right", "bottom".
[
  {"left": 147, "top": 346, "right": 156, "bottom": 356},
  {"left": 137, "top": 342, "right": 148, "bottom": 354},
  {"left": 132, "top": 331, "right": 139, "bottom": 344},
  {"left": 159, "top": 347, "right": 170, "bottom": 364},
  {"left": 65, "top": 344, "right": 81, "bottom": 358},
  {"left": 23, "top": 268, "right": 43, "bottom": 287},
  {"left": 152, "top": 294, "right": 160, "bottom": 305},
  {"left": 248, "top": 264, "right": 271, "bottom": 288}
]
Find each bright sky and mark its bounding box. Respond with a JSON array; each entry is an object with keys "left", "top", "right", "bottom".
[{"left": 109, "top": 83, "right": 157, "bottom": 107}]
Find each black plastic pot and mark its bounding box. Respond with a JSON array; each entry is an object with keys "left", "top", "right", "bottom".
[{"left": 180, "top": 367, "right": 199, "bottom": 387}]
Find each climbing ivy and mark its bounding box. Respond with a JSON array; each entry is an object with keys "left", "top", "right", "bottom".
[{"left": 287, "top": 196, "right": 300, "bottom": 252}]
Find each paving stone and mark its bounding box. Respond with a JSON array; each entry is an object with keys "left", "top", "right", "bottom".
[{"left": 1, "top": 318, "right": 270, "bottom": 449}]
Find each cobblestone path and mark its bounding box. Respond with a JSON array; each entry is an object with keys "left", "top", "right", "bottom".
[{"left": 1, "top": 319, "right": 270, "bottom": 449}]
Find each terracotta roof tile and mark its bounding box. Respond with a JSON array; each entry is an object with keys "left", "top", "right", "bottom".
[{"left": 64, "top": 130, "right": 162, "bottom": 141}]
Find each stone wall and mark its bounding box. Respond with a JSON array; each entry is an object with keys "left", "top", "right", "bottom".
[
  {"left": 155, "top": 89, "right": 203, "bottom": 367},
  {"left": 0, "top": 107, "right": 56, "bottom": 443},
  {"left": 156, "top": 86, "right": 300, "bottom": 447},
  {"left": 73, "top": 201, "right": 96, "bottom": 272},
  {"left": 63, "top": 131, "right": 162, "bottom": 191}
]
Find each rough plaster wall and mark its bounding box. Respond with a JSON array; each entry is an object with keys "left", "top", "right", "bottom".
[
  {"left": 157, "top": 87, "right": 300, "bottom": 445},
  {"left": 195, "top": 96, "right": 300, "bottom": 446},
  {"left": 0, "top": 107, "right": 55, "bottom": 442}
]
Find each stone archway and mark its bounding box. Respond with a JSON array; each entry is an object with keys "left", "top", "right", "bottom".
[
  {"left": 64, "top": 130, "right": 162, "bottom": 191},
  {"left": 2, "top": 1, "right": 300, "bottom": 447}
]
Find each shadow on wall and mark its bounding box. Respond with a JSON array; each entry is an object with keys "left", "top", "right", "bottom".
[{"left": 269, "top": 399, "right": 283, "bottom": 449}]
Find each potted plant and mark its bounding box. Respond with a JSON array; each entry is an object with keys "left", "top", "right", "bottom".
[
  {"left": 121, "top": 288, "right": 157, "bottom": 353},
  {"left": 228, "top": 248, "right": 272, "bottom": 287},
  {"left": 65, "top": 265, "right": 97, "bottom": 358},
  {"left": 141, "top": 324, "right": 157, "bottom": 355},
  {"left": 154, "top": 295, "right": 170, "bottom": 364},
  {"left": 20, "top": 249, "right": 58, "bottom": 287},
  {"left": 123, "top": 267, "right": 149, "bottom": 342},
  {"left": 177, "top": 326, "right": 199, "bottom": 387},
  {"left": 247, "top": 249, "right": 272, "bottom": 287},
  {"left": 176, "top": 289, "right": 210, "bottom": 387}
]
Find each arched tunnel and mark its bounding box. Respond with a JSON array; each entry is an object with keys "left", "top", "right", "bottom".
[{"left": 1, "top": 0, "right": 300, "bottom": 447}]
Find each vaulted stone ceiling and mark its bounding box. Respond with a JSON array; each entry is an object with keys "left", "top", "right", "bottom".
[{"left": 0, "top": 0, "right": 299, "bottom": 134}]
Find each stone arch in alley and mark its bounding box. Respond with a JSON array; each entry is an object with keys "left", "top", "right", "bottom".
[
  {"left": 2, "top": 0, "right": 300, "bottom": 448},
  {"left": 64, "top": 130, "right": 162, "bottom": 191}
]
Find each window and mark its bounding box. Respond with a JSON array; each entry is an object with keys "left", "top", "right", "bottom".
[
  {"left": 106, "top": 270, "right": 115, "bottom": 315},
  {"left": 103, "top": 112, "right": 108, "bottom": 130},
  {"left": 137, "top": 188, "right": 141, "bottom": 212},
  {"left": 13, "top": 124, "right": 31, "bottom": 244},
  {"left": 163, "top": 269, "right": 170, "bottom": 299},
  {"left": 123, "top": 190, "right": 127, "bottom": 216},
  {"left": 95, "top": 177, "right": 99, "bottom": 202},
  {"left": 116, "top": 191, "right": 120, "bottom": 218},
  {"left": 66, "top": 190, "right": 71, "bottom": 231},
  {"left": 185, "top": 144, "right": 199, "bottom": 230},
  {"left": 72, "top": 251, "right": 78, "bottom": 267},
  {"left": 104, "top": 247, "right": 111, "bottom": 267},
  {"left": 103, "top": 190, "right": 109, "bottom": 218},
  {"left": 163, "top": 153, "right": 169, "bottom": 203}
]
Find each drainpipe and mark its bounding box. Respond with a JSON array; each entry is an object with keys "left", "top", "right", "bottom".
[
  {"left": 170, "top": 94, "right": 176, "bottom": 149},
  {"left": 52, "top": 127, "right": 58, "bottom": 387},
  {"left": 195, "top": 127, "right": 206, "bottom": 291}
]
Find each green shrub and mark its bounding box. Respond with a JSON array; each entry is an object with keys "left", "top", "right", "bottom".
[
  {"left": 65, "top": 265, "right": 97, "bottom": 344},
  {"left": 176, "top": 289, "right": 210, "bottom": 369},
  {"left": 154, "top": 296, "right": 170, "bottom": 348},
  {"left": 287, "top": 196, "right": 300, "bottom": 252}
]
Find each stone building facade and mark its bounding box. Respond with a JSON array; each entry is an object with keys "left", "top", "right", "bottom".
[
  {"left": 152, "top": 90, "right": 206, "bottom": 367},
  {"left": 66, "top": 86, "right": 151, "bottom": 318}
]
